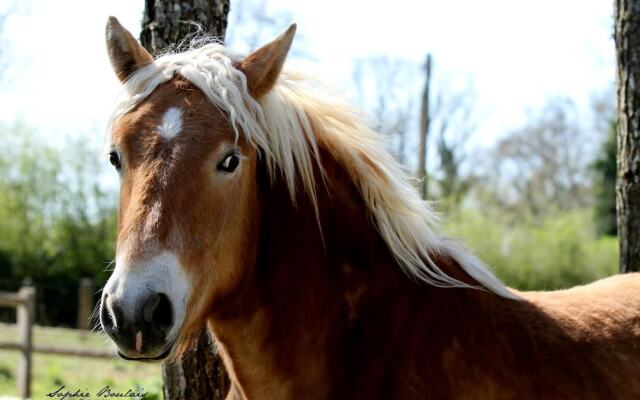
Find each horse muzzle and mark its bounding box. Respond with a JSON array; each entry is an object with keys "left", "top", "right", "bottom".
[
  {"left": 99, "top": 251, "right": 190, "bottom": 361},
  {"left": 101, "top": 291, "right": 175, "bottom": 360}
]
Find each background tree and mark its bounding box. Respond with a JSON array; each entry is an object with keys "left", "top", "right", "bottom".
[
  {"left": 349, "top": 52, "right": 479, "bottom": 206},
  {"left": 615, "top": 0, "right": 640, "bottom": 273},
  {"left": 351, "top": 56, "right": 414, "bottom": 163},
  {"left": 431, "top": 82, "right": 478, "bottom": 206},
  {"left": 435, "top": 131, "right": 472, "bottom": 206},
  {"left": 592, "top": 121, "right": 618, "bottom": 236},
  {"left": 139, "top": 1, "right": 231, "bottom": 398},
  {"left": 140, "top": 0, "right": 229, "bottom": 55},
  {"left": 417, "top": 54, "right": 432, "bottom": 198},
  {"left": 474, "top": 99, "right": 593, "bottom": 218}
]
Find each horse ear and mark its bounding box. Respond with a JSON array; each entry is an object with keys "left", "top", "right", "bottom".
[
  {"left": 105, "top": 16, "right": 153, "bottom": 83},
  {"left": 239, "top": 24, "right": 297, "bottom": 99}
]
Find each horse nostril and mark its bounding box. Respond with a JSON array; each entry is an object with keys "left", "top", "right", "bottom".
[
  {"left": 142, "top": 293, "right": 173, "bottom": 332},
  {"left": 101, "top": 293, "right": 123, "bottom": 333}
]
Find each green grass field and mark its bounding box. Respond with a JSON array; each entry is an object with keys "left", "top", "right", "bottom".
[{"left": 0, "top": 323, "right": 162, "bottom": 399}]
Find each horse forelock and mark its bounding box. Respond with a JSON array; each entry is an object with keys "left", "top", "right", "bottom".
[{"left": 107, "top": 42, "right": 517, "bottom": 300}]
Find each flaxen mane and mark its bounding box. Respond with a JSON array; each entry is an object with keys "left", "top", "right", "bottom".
[{"left": 108, "top": 41, "right": 517, "bottom": 300}]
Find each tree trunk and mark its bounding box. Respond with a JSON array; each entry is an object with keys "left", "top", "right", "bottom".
[
  {"left": 615, "top": 0, "right": 640, "bottom": 273},
  {"left": 417, "top": 54, "right": 432, "bottom": 199},
  {"left": 141, "top": 0, "right": 230, "bottom": 55},
  {"left": 139, "top": 1, "right": 231, "bottom": 398},
  {"left": 161, "top": 329, "right": 230, "bottom": 399}
]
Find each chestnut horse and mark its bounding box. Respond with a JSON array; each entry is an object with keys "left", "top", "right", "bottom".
[{"left": 99, "top": 17, "right": 640, "bottom": 400}]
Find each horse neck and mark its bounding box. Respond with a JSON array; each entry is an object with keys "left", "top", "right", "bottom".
[{"left": 207, "top": 148, "right": 510, "bottom": 398}]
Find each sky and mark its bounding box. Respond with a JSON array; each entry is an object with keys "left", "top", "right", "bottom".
[{"left": 0, "top": 0, "right": 615, "bottom": 156}]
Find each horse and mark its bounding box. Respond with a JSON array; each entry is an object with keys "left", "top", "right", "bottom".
[{"left": 99, "top": 16, "right": 640, "bottom": 400}]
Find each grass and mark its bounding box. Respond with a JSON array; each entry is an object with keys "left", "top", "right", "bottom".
[{"left": 0, "top": 323, "right": 162, "bottom": 399}]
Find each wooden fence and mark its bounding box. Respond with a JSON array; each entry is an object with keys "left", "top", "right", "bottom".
[
  {"left": 0, "top": 287, "right": 35, "bottom": 399},
  {"left": 0, "top": 284, "right": 115, "bottom": 400}
]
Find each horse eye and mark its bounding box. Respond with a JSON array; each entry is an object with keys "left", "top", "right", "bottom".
[
  {"left": 217, "top": 152, "right": 240, "bottom": 173},
  {"left": 109, "top": 150, "right": 121, "bottom": 171}
]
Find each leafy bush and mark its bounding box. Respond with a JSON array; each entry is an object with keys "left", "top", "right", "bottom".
[
  {"left": 0, "top": 124, "right": 117, "bottom": 326},
  {"left": 443, "top": 208, "right": 618, "bottom": 290}
]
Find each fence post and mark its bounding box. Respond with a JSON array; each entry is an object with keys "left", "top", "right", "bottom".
[
  {"left": 17, "top": 286, "right": 35, "bottom": 400},
  {"left": 77, "top": 278, "right": 93, "bottom": 330}
]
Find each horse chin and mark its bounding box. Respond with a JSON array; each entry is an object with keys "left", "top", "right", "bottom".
[{"left": 116, "top": 339, "right": 177, "bottom": 363}]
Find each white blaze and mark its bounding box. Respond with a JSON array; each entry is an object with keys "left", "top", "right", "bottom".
[{"left": 157, "top": 107, "right": 183, "bottom": 139}]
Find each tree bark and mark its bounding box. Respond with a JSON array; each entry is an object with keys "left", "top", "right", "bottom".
[
  {"left": 161, "top": 329, "right": 230, "bottom": 399},
  {"left": 139, "top": 1, "right": 231, "bottom": 398},
  {"left": 615, "top": 0, "right": 640, "bottom": 273},
  {"left": 141, "top": 0, "right": 230, "bottom": 55}
]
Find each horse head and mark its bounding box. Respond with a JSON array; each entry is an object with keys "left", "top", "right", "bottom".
[{"left": 99, "top": 17, "right": 295, "bottom": 361}]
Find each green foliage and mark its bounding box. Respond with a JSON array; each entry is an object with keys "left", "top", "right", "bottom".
[
  {"left": 592, "top": 121, "right": 617, "bottom": 236},
  {"left": 443, "top": 208, "right": 618, "bottom": 290},
  {"left": 0, "top": 123, "right": 117, "bottom": 325},
  {"left": 0, "top": 363, "right": 13, "bottom": 381}
]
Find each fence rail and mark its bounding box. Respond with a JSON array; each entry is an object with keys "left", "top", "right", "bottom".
[
  {"left": 0, "top": 341, "right": 115, "bottom": 358},
  {"left": 0, "top": 283, "right": 113, "bottom": 400},
  {"left": 0, "top": 291, "right": 28, "bottom": 307}
]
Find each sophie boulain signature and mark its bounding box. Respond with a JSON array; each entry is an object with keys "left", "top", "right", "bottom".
[{"left": 46, "top": 385, "right": 146, "bottom": 399}]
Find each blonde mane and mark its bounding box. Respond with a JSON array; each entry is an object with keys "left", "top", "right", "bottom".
[{"left": 109, "top": 42, "right": 517, "bottom": 300}]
